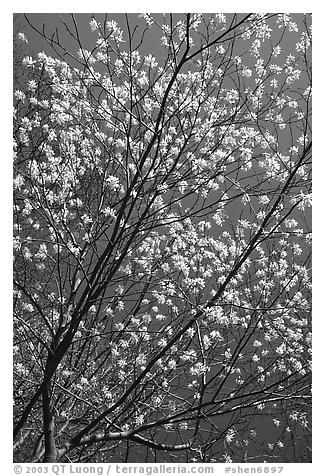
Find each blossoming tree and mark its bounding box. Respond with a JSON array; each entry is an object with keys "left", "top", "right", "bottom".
[{"left": 13, "top": 13, "right": 312, "bottom": 463}]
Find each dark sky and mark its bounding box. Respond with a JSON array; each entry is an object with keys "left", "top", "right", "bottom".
[{"left": 15, "top": 13, "right": 164, "bottom": 62}]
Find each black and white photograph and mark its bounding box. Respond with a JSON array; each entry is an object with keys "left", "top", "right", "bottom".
[{"left": 12, "top": 5, "right": 313, "bottom": 469}]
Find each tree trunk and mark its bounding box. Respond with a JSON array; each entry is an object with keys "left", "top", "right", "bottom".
[{"left": 42, "top": 381, "right": 57, "bottom": 462}]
